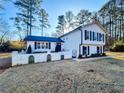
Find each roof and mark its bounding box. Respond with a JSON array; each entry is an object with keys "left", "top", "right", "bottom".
[
  {"left": 24, "top": 36, "right": 64, "bottom": 42},
  {"left": 60, "top": 20, "right": 108, "bottom": 38}
]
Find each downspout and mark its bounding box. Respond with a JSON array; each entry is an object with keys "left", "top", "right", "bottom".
[{"left": 79, "top": 27, "right": 83, "bottom": 56}]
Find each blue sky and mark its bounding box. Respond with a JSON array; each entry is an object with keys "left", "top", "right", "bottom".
[{"left": 2, "top": 0, "right": 108, "bottom": 37}]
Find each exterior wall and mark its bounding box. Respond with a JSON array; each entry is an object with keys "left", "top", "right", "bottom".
[
  {"left": 27, "top": 41, "right": 57, "bottom": 52},
  {"left": 12, "top": 51, "right": 72, "bottom": 66},
  {"left": 61, "top": 29, "right": 81, "bottom": 57}
]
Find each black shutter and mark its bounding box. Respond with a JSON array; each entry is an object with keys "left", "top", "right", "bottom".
[
  {"left": 49, "top": 42, "right": 51, "bottom": 49},
  {"left": 35, "top": 42, "right": 37, "bottom": 49},
  {"left": 99, "top": 33, "right": 100, "bottom": 41},
  {"left": 88, "top": 46, "right": 90, "bottom": 55},
  {"left": 83, "top": 46, "right": 85, "bottom": 55},
  {"left": 103, "top": 34, "right": 104, "bottom": 42},
  {"left": 85, "top": 30, "right": 87, "bottom": 40},
  {"left": 90, "top": 31, "right": 92, "bottom": 41}
]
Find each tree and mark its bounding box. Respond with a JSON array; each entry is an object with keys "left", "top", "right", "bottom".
[
  {"left": 56, "top": 15, "right": 66, "bottom": 37},
  {"left": 99, "top": 0, "right": 124, "bottom": 46},
  {"left": 65, "top": 11, "right": 74, "bottom": 31},
  {"left": 76, "top": 10, "right": 92, "bottom": 26},
  {"left": 10, "top": 16, "right": 24, "bottom": 40},
  {"left": 55, "top": 10, "right": 93, "bottom": 37},
  {"left": 0, "top": 19, "right": 11, "bottom": 46},
  {"left": 38, "top": 8, "right": 50, "bottom": 36},
  {"left": 13, "top": 0, "right": 42, "bottom": 36}
]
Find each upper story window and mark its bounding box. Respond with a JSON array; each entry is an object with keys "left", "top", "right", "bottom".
[
  {"left": 97, "top": 33, "right": 99, "bottom": 41},
  {"left": 84, "top": 30, "right": 104, "bottom": 42}
]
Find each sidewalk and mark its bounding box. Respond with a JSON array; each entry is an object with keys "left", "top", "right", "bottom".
[{"left": 73, "top": 56, "right": 112, "bottom": 62}]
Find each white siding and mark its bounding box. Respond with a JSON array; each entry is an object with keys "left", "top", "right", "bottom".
[
  {"left": 12, "top": 51, "right": 72, "bottom": 66},
  {"left": 61, "top": 29, "right": 81, "bottom": 57}
]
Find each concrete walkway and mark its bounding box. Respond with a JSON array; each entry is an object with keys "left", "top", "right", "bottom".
[{"left": 73, "top": 56, "right": 112, "bottom": 62}]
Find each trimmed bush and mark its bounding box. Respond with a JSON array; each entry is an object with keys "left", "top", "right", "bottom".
[
  {"left": 101, "top": 53, "right": 106, "bottom": 56},
  {"left": 78, "top": 54, "right": 83, "bottom": 59},
  {"left": 91, "top": 54, "right": 101, "bottom": 57},
  {"left": 27, "top": 45, "right": 32, "bottom": 54}
]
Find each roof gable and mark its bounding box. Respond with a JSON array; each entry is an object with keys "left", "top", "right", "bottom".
[{"left": 60, "top": 21, "right": 108, "bottom": 38}]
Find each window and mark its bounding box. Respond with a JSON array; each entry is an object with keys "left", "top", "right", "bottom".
[
  {"left": 46, "top": 43, "right": 49, "bottom": 49},
  {"left": 37, "top": 43, "right": 40, "bottom": 49},
  {"left": 97, "top": 33, "right": 99, "bottom": 41},
  {"left": 94, "top": 32, "right": 97, "bottom": 41},
  {"left": 99, "top": 33, "right": 102, "bottom": 41},
  {"left": 42, "top": 43, "right": 45, "bottom": 49}
]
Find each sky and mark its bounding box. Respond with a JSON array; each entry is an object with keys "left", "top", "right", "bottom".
[{"left": 1, "top": 0, "right": 108, "bottom": 38}]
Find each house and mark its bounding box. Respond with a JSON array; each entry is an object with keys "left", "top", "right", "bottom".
[
  {"left": 24, "top": 20, "right": 107, "bottom": 58},
  {"left": 60, "top": 21, "right": 107, "bottom": 58},
  {"left": 24, "top": 36, "right": 64, "bottom": 53}
]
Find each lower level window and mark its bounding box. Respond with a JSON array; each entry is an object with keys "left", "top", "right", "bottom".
[{"left": 37, "top": 43, "right": 40, "bottom": 49}]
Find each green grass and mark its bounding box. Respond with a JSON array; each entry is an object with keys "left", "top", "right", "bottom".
[
  {"left": 0, "top": 53, "right": 11, "bottom": 59},
  {"left": 106, "top": 52, "right": 124, "bottom": 61}
]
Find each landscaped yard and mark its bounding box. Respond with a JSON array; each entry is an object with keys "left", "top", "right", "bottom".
[
  {"left": 0, "top": 53, "right": 11, "bottom": 59},
  {"left": 0, "top": 58, "right": 124, "bottom": 93},
  {"left": 106, "top": 51, "right": 124, "bottom": 60}
]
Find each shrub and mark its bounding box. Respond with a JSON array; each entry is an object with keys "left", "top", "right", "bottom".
[
  {"left": 0, "top": 41, "right": 25, "bottom": 52},
  {"left": 101, "top": 53, "right": 106, "bottom": 56},
  {"left": 0, "top": 41, "right": 11, "bottom": 52},
  {"left": 78, "top": 54, "right": 83, "bottom": 59},
  {"left": 110, "top": 40, "right": 124, "bottom": 52},
  {"left": 27, "top": 45, "right": 32, "bottom": 54},
  {"left": 91, "top": 54, "right": 101, "bottom": 57}
]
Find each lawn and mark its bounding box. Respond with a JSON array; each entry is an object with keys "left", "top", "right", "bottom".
[
  {"left": 0, "top": 53, "right": 11, "bottom": 59},
  {"left": 0, "top": 58, "right": 124, "bottom": 93},
  {"left": 106, "top": 51, "right": 124, "bottom": 60}
]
